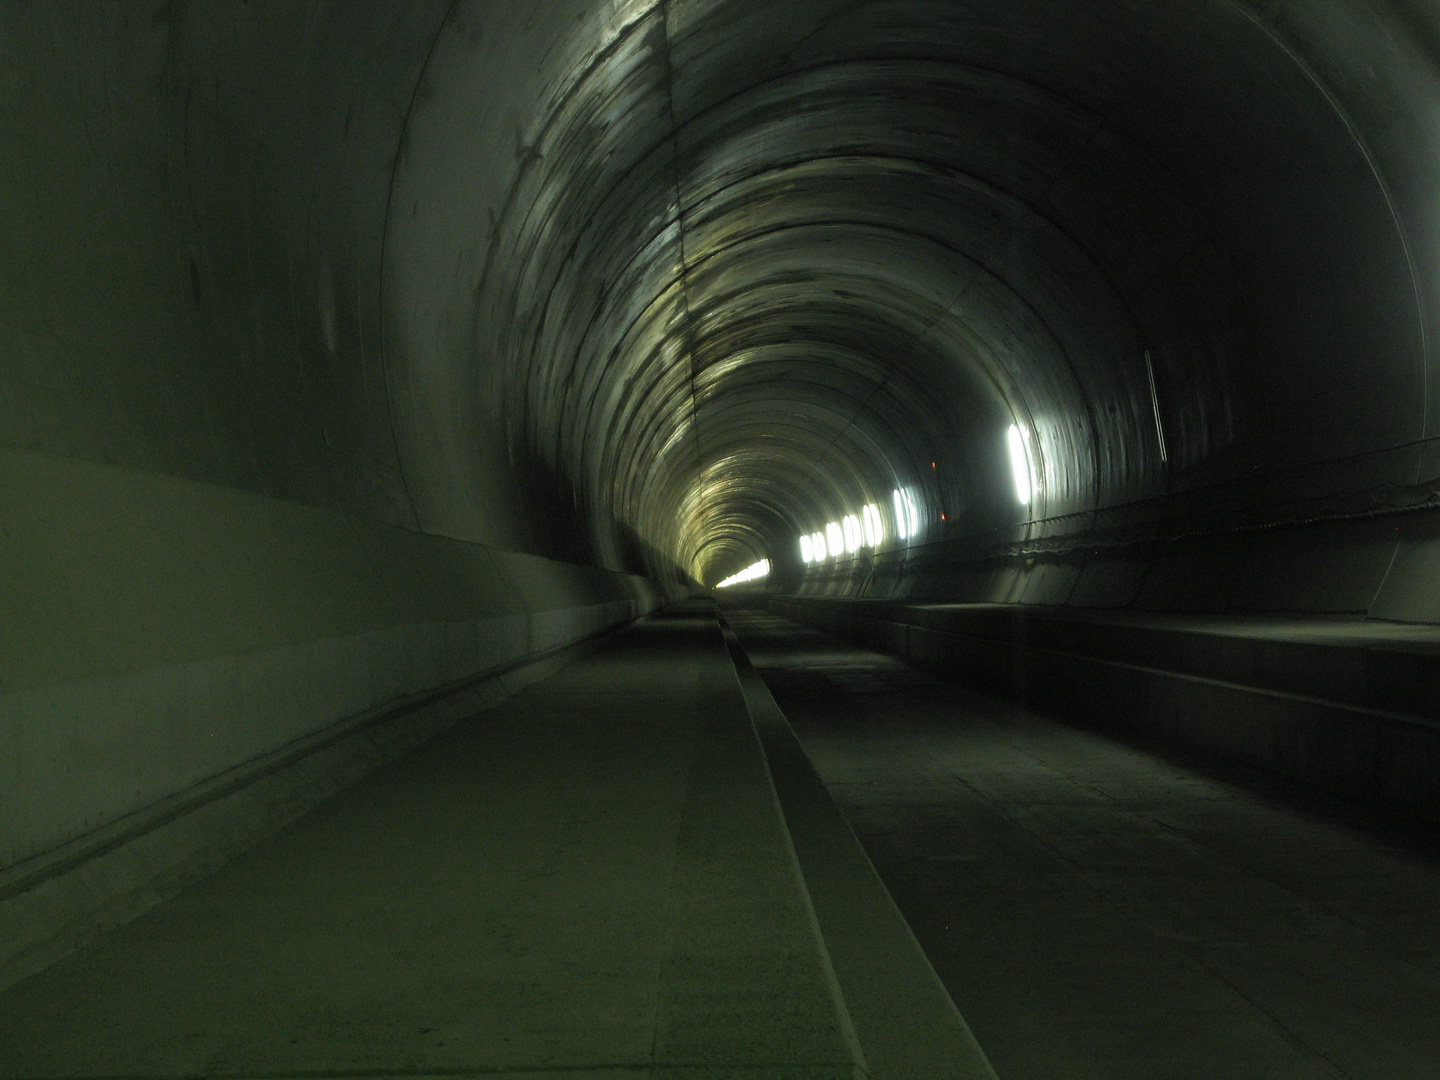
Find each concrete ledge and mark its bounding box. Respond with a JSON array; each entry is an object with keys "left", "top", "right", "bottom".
[
  {"left": 721, "top": 621, "right": 998, "bottom": 1080},
  {"left": 0, "top": 622, "right": 627, "bottom": 995},
  {"left": 0, "top": 445, "right": 679, "bottom": 870},
  {"left": 770, "top": 596, "right": 1440, "bottom": 824}
]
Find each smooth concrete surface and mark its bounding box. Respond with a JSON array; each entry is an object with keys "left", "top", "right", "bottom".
[
  {"left": 725, "top": 607, "right": 1440, "bottom": 1080},
  {"left": 0, "top": 446, "right": 675, "bottom": 874},
  {"left": 0, "top": 620, "right": 636, "bottom": 997},
  {"left": 722, "top": 622, "right": 997, "bottom": 1080},
  {"left": 769, "top": 595, "right": 1440, "bottom": 821},
  {"left": 0, "top": 605, "right": 867, "bottom": 1080}
]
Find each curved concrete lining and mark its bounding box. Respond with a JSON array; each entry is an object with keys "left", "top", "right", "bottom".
[{"left": 7, "top": 0, "right": 1440, "bottom": 999}]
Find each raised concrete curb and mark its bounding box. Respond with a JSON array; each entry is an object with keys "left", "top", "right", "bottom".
[
  {"left": 720, "top": 619, "right": 999, "bottom": 1080},
  {"left": 770, "top": 596, "right": 1440, "bottom": 823},
  {"left": 0, "top": 623, "right": 629, "bottom": 995}
]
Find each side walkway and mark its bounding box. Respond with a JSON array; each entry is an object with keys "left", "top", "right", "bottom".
[
  {"left": 724, "top": 606, "right": 1440, "bottom": 1080},
  {"left": 1, "top": 604, "right": 873, "bottom": 1079},
  {"left": 768, "top": 596, "right": 1440, "bottom": 821}
]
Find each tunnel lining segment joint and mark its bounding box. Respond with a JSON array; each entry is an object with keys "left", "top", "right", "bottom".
[
  {"left": 372, "top": 0, "right": 464, "bottom": 535},
  {"left": 655, "top": 0, "right": 710, "bottom": 579},
  {"left": 1228, "top": 1, "right": 1430, "bottom": 443}
]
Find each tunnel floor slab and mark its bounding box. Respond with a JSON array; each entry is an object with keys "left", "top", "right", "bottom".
[
  {"left": 723, "top": 606, "right": 1440, "bottom": 1080},
  {"left": 0, "top": 604, "right": 864, "bottom": 1079}
]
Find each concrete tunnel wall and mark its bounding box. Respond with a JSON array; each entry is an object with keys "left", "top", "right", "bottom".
[
  {"left": 0, "top": 2, "right": 691, "bottom": 873},
  {"left": 7, "top": 1, "right": 1440, "bottom": 871}
]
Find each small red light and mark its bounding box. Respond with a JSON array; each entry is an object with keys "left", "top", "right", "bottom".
[
  {"left": 931, "top": 462, "right": 937, "bottom": 468},
  {"left": 940, "top": 513, "right": 946, "bottom": 520}
]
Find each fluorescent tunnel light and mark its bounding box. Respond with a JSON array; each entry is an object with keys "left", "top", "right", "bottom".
[
  {"left": 893, "top": 488, "right": 920, "bottom": 541},
  {"left": 862, "top": 503, "right": 883, "bottom": 546},
  {"left": 1007, "top": 424, "right": 1032, "bottom": 506},
  {"left": 798, "top": 501, "right": 889, "bottom": 567}
]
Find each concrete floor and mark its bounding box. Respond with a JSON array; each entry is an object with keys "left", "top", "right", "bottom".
[
  {"left": 0, "top": 605, "right": 866, "bottom": 1079},
  {"left": 11, "top": 601, "right": 1440, "bottom": 1079},
  {"left": 723, "top": 608, "right": 1440, "bottom": 1080}
]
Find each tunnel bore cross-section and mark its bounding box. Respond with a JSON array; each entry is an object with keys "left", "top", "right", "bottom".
[{"left": 4, "top": 2, "right": 1440, "bottom": 1078}]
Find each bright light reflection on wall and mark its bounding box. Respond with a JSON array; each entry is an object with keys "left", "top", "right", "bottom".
[
  {"left": 825, "top": 521, "right": 844, "bottom": 557},
  {"left": 715, "top": 558, "right": 771, "bottom": 588},
  {"left": 862, "top": 504, "right": 883, "bottom": 546},
  {"left": 892, "top": 488, "right": 920, "bottom": 540},
  {"left": 1006, "top": 424, "right": 1032, "bottom": 506}
]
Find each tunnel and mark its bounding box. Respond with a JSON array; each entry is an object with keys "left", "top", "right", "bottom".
[{"left": 6, "top": 1, "right": 1440, "bottom": 1076}]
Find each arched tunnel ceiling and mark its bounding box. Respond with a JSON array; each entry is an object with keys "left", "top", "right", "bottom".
[{"left": 376, "top": 0, "right": 1439, "bottom": 586}]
